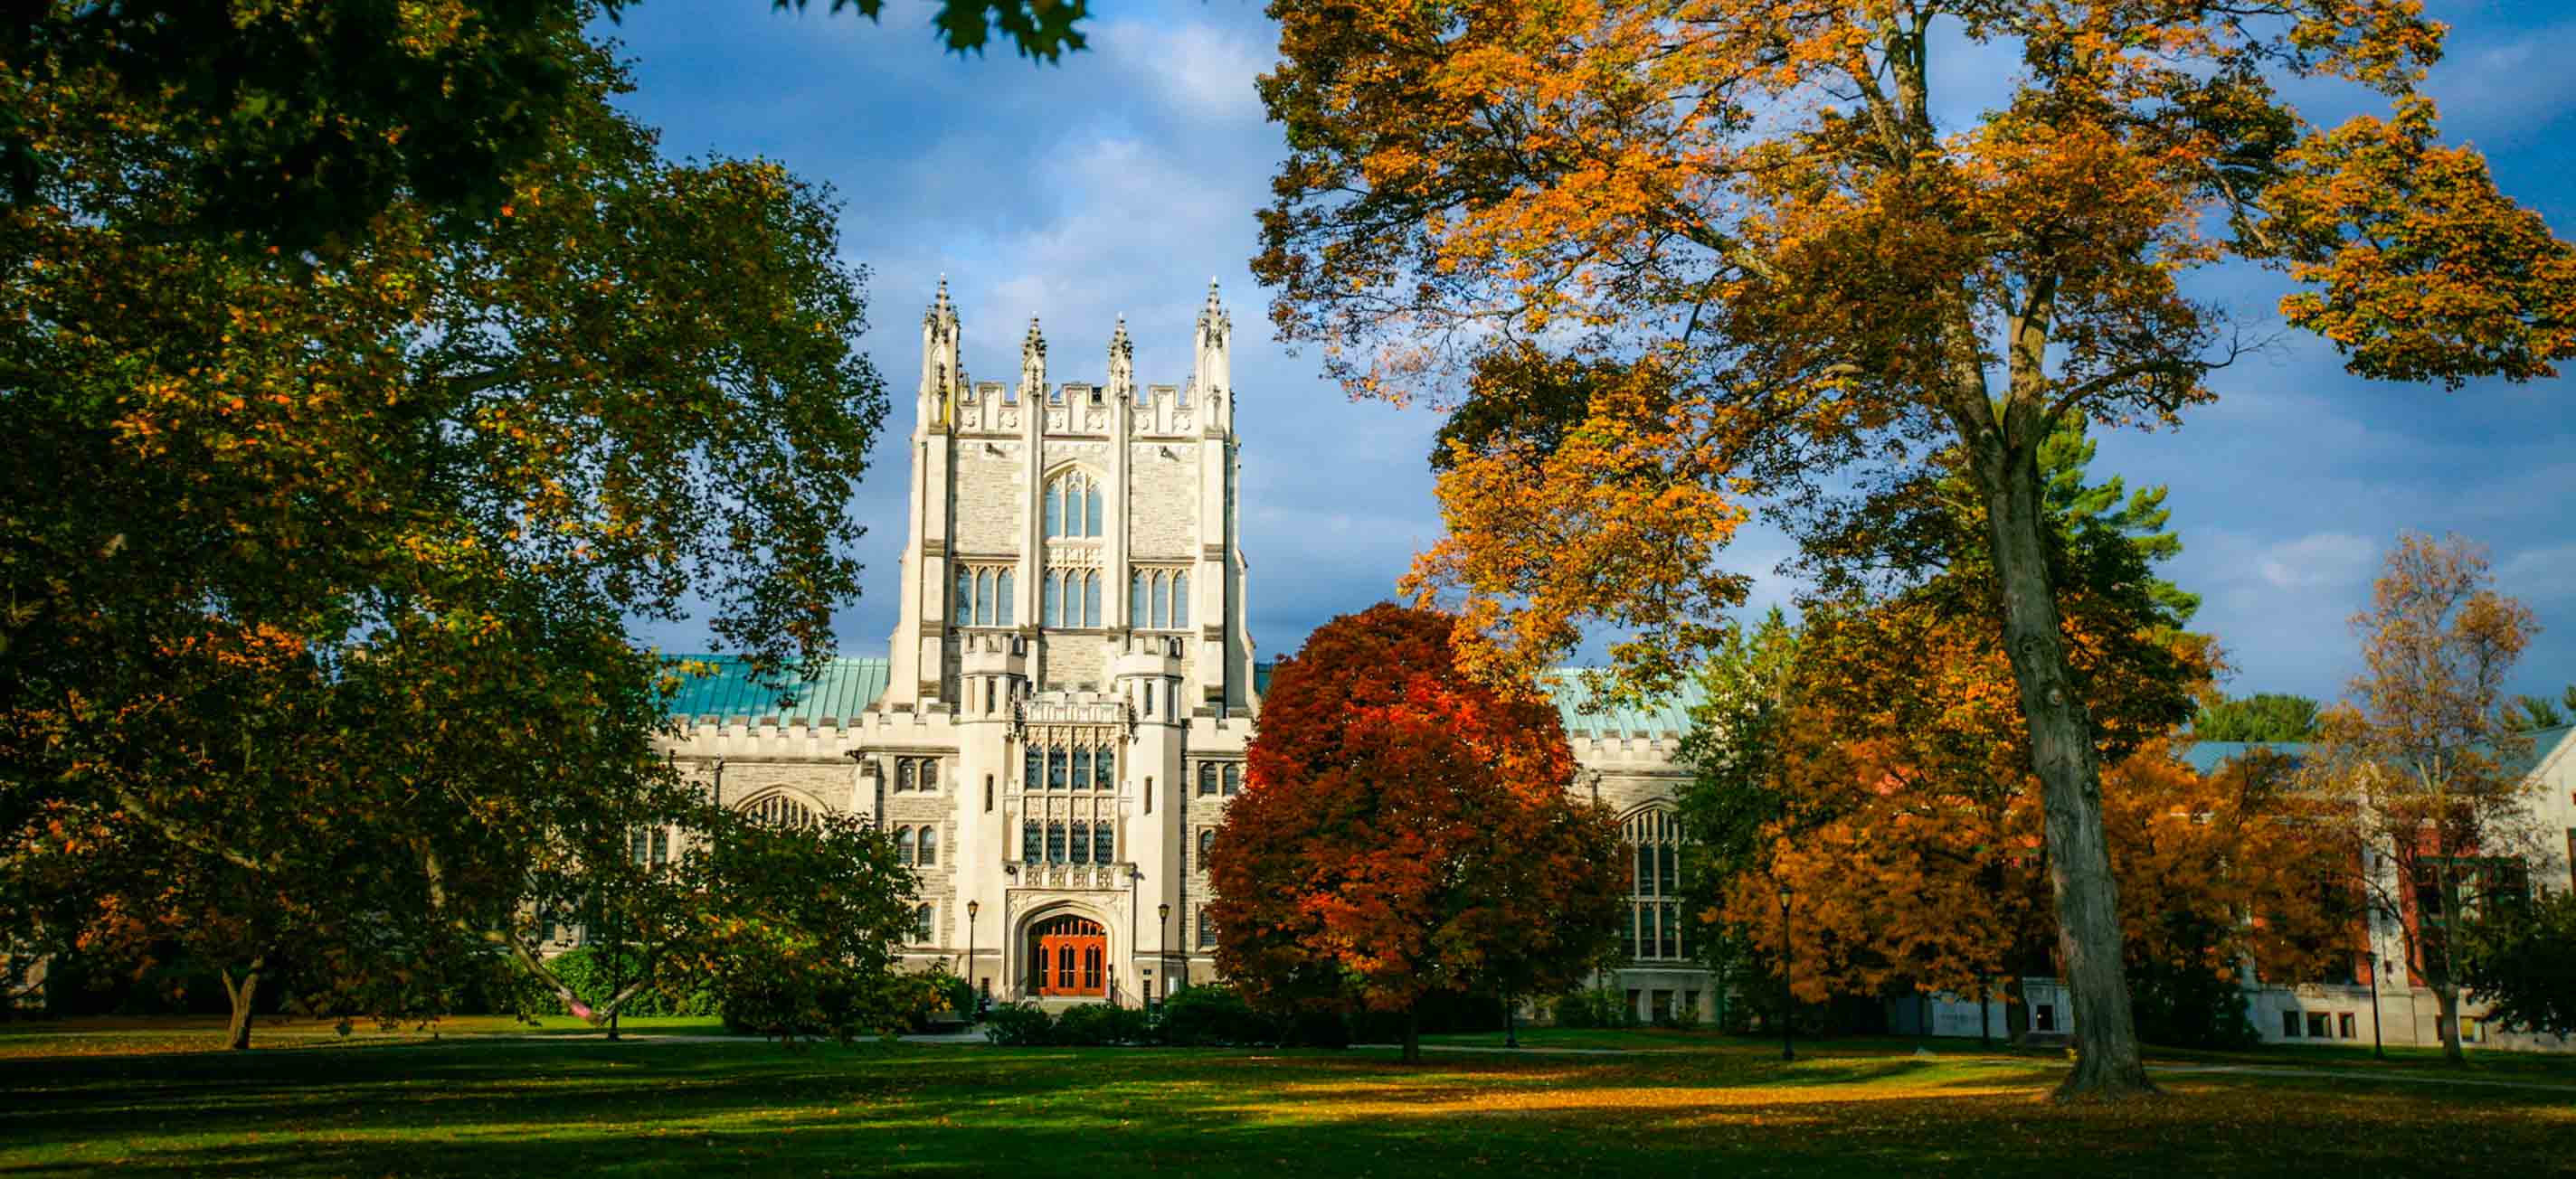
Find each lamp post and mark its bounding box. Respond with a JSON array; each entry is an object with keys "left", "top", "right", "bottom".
[
  {"left": 1159, "top": 902, "right": 1175, "bottom": 996},
  {"left": 965, "top": 899, "right": 980, "bottom": 1012},
  {"left": 2367, "top": 949, "right": 2384, "bottom": 1061},
  {"left": 1777, "top": 883, "right": 1795, "bottom": 1063}
]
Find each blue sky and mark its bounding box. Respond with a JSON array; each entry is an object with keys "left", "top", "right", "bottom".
[{"left": 610, "top": 0, "right": 2575, "bottom": 708}]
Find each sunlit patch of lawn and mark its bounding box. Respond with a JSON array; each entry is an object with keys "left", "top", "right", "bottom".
[{"left": 0, "top": 1021, "right": 2564, "bottom": 1176}]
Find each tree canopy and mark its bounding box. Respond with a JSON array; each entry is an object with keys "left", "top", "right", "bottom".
[
  {"left": 0, "top": 1, "right": 1097, "bottom": 257},
  {"left": 2306, "top": 533, "right": 2543, "bottom": 1064},
  {"left": 0, "top": 22, "right": 894, "bottom": 1041},
  {"left": 1252, "top": 0, "right": 2576, "bottom": 1097},
  {"left": 1207, "top": 604, "right": 1624, "bottom": 1064},
  {"left": 2193, "top": 693, "right": 2325, "bottom": 742}
]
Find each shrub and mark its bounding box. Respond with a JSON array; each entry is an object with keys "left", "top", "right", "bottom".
[
  {"left": 981, "top": 1002, "right": 1056, "bottom": 1046},
  {"left": 524, "top": 947, "right": 720, "bottom": 1018},
  {"left": 1055, "top": 1002, "right": 1151, "bottom": 1045},
  {"left": 1553, "top": 986, "right": 1634, "bottom": 1029},
  {"left": 1160, "top": 984, "right": 1273, "bottom": 1046},
  {"left": 934, "top": 968, "right": 979, "bottom": 1023}
]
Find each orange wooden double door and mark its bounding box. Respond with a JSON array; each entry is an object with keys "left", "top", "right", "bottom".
[{"left": 1033, "top": 915, "right": 1105, "bottom": 996}]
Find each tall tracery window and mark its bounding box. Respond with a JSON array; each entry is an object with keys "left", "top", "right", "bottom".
[
  {"left": 1046, "top": 820, "right": 1066, "bottom": 863},
  {"left": 1093, "top": 822, "right": 1113, "bottom": 864},
  {"left": 1043, "top": 567, "right": 1102, "bottom": 627},
  {"left": 1623, "top": 810, "right": 1684, "bottom": 961},
  {"left": 1023, "top": 819, "right": 1041, "bottom": 862},
  {"left": 629, "top": 827, "right": 671, "bottom": 869},
  {"left": 1129, "top": 568, "right": 1192, "bottom": 629},
  {"left": 954, "top": 565, "right": 1016, "bottom": 627},
  {"left": 1044, "top": 470, "right": 1103, "bottom": 538}
]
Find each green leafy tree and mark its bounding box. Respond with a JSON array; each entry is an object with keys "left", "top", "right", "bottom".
[
  {"left": 0, "top": 1, "right": 1097, "bottom": 257},
  {"left": 2193, "top": 693, "right": 2325, "bottom": 742},
  {"left": 2501, "top": 687, "right": 2574, "bottom": 732},
  {"left": 1672, "top": 609, "right": 1800, "bottom": 987},
  {"left": 0, "top": 29, "right": 888, "bottom": 1045},
  {"left": 2458, "top": 890, "right": 2576, "bottom": 1041}
]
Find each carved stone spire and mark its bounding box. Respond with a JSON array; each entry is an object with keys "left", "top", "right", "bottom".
[
  {"left": 1020, "top": 316, "right": 1047, "bottom": 401},
  {"left": 1107, "top": 315, "right": 1134, "bottom": 399}
]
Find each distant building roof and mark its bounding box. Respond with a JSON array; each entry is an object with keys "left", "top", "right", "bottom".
[
  {"left": 2175, "top": 740, "right": 2309, "bottom": 777},
  {"left": 1544, "top": 669, "right": 1709, "bottom": 740},
  {"left": 663, "top": 655, "right": 890, "bottom": 725}
]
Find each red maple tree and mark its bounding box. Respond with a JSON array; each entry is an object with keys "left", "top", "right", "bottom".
[{"left": 1208, "top": 604, "right": 1624, "bottom": 1062}]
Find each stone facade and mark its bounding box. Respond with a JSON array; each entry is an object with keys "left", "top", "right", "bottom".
[{"left": 658, "top": 282, "right": 1712, "bottom": 1020}]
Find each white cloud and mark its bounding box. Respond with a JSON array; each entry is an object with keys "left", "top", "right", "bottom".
[
  {"left": 2253, "top": 532, "right": 2380, "bottom": 591},
  {"left": 2499, "top": 542, "right": 2576, "bottom": 602}
]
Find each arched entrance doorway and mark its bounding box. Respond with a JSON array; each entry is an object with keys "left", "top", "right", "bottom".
[{"left": 1028, "top": 914, "right": 1106, "bottom": 997}]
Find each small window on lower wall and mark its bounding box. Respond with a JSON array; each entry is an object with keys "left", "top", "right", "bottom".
[
  {"left": 2282, "top": 1010, "right": 2301, "bottom": 1038},
  {"left": 2306, "top": 1013, "right": 2331, "bottom": 1039},
  {"left": 913, "top": 904, "right": 933, "bottom": 944},
  {"left": 2339, "top": 1013, "right": 2356, "bottom": 1039}
]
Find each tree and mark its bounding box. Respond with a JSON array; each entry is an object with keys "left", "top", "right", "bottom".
[
  {"left": 0, "top": 1, "right": 1095, "bottom": 257},
  {"left": 1207, "top": 604, "right": 1624, "bottom": 1064},
  {"left": 2456, "top": 889, "right": 2576, "bottom": 1041},
  {"left": 1252, "top": 1, "right": 2576, "bottom": 1097},
  {"left": 0, "top": 29, "right": 887, "bottom": 1043},
  {"left": 2193, "top": 693, "right": 2325, "bottom": 742},
  {"left": 2501, "top": 686, "right": 2575, "bottom": 732},
  {"left": 1672, "top": 608, "right": 1801, "bottom": 992},
  {"left": 2307, "top": 533, "right": 2542, "bottom": 1065}
]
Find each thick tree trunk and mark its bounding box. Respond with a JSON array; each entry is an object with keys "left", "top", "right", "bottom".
[
  {"left": 2433, "top": 982, "right": 2465, "bottom": 1064},
  {"left": 220, "top": 958, "right": 264, "bottom": 1052},
  {"left": 1401, "top": 1007, "right": 1421, "bottom": 1065},
  {"left": 1977, "top": 440, "right": 2155, "bottom": 1100}
]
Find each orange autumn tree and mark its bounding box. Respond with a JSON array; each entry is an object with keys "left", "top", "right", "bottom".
[
  {"left": 1728, "top": 600, "right": 2347, "bottom": 1045},
  {"left": 1255, "top": 0, "right": 2576, "bottom": 1096},
  {"left": 1208, "top": 604, "right": 1624, "bottom": 1064}
]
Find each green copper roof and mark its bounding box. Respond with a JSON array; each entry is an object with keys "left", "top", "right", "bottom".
[
  {"left": 2176, "top": 740, "right": 2306, "bottom": 777},
  {"left": 2175, "top": 724, "right": 2574, "bottom": 778},
  {"left": 663, "top": 655, "right": 890, "bottom": 725},
  {"left": 1545, "top": 669, "right": 1709, "bottom": 740}
]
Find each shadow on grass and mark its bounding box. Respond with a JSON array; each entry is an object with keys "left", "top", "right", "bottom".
[{"left": 1, "top": 1038, "right": 2567, "bottom": 1178}]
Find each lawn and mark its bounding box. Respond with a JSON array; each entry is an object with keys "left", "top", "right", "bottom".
[{"left": 0, "top": 1020, "right": 2567, "bottom": 1176}]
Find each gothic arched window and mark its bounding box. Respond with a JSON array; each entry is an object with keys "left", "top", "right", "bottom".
[
  {"left": 1622, "top": 810, "right": 1684, "bottom": 961},
  {"left": 917, "top": 825, "right": 938, "bottom": 867},
  {"left": 1044, "top": 470, "right": 1103, "bottom": 539},
  {"left": 1197, "top": 827, "right": 1215, "bottom": 867},
  {"left": 745, "top": 793, "right": 815, "bottom": 829},
  {"left": 1171, "top": 571, "right": 1189, "bottom": 627},
  {"left": 895, "top": 826, "right": 916, "bottom": 865}
]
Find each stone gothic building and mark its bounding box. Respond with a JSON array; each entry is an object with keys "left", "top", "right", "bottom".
[{"left": 658, "top": 284, "right": 1713, "bottom": 1022}]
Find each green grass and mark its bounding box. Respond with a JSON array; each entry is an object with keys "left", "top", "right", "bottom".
[
  {"left": 1, "top": 1018, "right": 2568, "bottom": 1176},
  {"left": 1421, "top": 1026, "right": 2576, "bottom": 1083}
]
